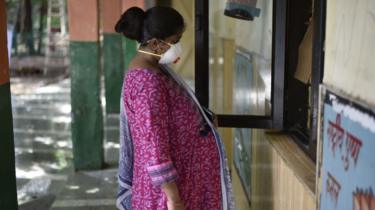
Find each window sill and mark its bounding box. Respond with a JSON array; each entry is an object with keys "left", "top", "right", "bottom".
[{"left": 265, "top": 131, "right": 316, "bottom": 196}]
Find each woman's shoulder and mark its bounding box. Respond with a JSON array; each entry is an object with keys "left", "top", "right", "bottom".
[
  {"left": 125, "top": 68, "right": 168, "bottom": 90},
  {"left": 126, "top": 67, "right": 164, "bottom": 80}
]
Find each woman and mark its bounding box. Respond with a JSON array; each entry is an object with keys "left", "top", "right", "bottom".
[{"left": 115, "top": 6, "right": 234, "bottom": 210}]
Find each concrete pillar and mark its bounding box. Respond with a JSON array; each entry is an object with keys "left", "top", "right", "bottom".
[
  {"left": 68, "top": 0, "right": 104, "bottom": 170},
  {"left": 102, "top": 0, "right": 123, "bottom": 113},
  {"left": 0, "top": 0, "right": 18, "bottom": 209},
  {"left": 121, "top": 0, "right": 146, "bottom": 13}
]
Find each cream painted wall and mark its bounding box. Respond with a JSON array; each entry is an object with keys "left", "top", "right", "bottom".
[
  {"left": 170, "top": 0, "right": 195, "bottom": 82},
  {"left": 323, "top": 0, "right": 375, "bottom": 104},
  {"left": 250, "top": 131, "right": 316, "bottom": 210}
]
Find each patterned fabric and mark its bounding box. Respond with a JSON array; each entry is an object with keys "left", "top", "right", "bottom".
[
  {"left": 117, "top": 66, "right": 235, "bottom": 210},
  {"left": 162, "top": 66, "right": 235, "bottom": 210},
  {"left": 146, "top": 161, "right": 178, "bottom": 186}
]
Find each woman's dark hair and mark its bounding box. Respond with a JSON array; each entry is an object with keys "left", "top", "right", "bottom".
[{"left": 115, "top": 6, "right": 185, "bottom": 43}]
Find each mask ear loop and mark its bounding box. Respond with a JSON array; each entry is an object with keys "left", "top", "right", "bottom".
[
  {"left": 138, "top": 39, "right": 163, "bottom": 57},
  {"left": 138, "top": 50, "right": 162, "bottom": 57}
]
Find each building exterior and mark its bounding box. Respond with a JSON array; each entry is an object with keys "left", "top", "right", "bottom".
[{"left": 0, "top": 0, "right": 374, "bottom": 209}]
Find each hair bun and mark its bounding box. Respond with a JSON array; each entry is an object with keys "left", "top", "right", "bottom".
[{"left": 115, "top": 7, "right": 145, "bottom": 42}]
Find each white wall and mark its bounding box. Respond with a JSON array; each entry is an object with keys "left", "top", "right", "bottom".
[{"left": 323, "top": 0, "right": 375, "bottom": 104}]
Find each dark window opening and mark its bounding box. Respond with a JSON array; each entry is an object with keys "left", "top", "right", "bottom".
[
  {"left": 284, "top": 0, "right": 326, "bottom": 160},
  {"left": 284, "top": 0, "right": 313, "bottom": 145}
]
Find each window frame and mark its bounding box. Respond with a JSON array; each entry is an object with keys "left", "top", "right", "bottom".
[
  {"left": 285, "top": 0, "right": 326, "bottom": 161},
  {"left": 195, "top": 0, "right": 287, "bottom": 129},
  {"left": 308, "top": 0, "right": 326, "bottom": 160},
  {"left": 195, "top": 0, "right": 326, "bottom": 160}
]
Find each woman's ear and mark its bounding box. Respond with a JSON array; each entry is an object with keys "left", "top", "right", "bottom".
[
  {"left": 147, "top": 38, "right": 159, "bottom": 52},
  {"left": 148, "top": 38, "right": 169, "bottom": 54}
]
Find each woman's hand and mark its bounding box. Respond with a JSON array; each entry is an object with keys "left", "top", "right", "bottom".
[
  {"left": 167, "top": 200, "right": 186, "bottom": 210},
  {"left": 162, "top": 181, "right": 185, "bottom": 210}
]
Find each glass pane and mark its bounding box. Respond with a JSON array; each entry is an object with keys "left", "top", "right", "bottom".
[
  {"left": 209, "top": 0, "right": 273, "bottom": 116},
  {"left": 233, "top": 127, "right": 252, "bottom": 205}
]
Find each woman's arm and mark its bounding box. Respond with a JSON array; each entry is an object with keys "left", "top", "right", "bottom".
[{"left": 133, "top": 75, "right": 185, "bottom": 209}]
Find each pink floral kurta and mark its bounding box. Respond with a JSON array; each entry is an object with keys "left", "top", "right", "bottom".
[{"left": 123, "top": 69, "right": 221, "bottom": 209}]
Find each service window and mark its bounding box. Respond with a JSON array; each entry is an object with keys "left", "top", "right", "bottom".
[
  {"left": 195, "top": 0, "right": 326, "bottom": 160},
  {"left": 195, "top": 0, "right": 286, "bottom": 128}
]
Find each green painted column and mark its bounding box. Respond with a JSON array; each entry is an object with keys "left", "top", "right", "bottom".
[
  {"left": 103, "top": 34, "right": 124, "bottom": 113},
  {"left": 123, "top": 37, "right": 137, "bottom": 71},
  {"left": 68, "top": 0, "right": 103, "bottom": 170},
  {"left": 0, "top": 0, "right": 18, "bottom": 208},
  {"left": 70, "top": 42, "right": 103, "bottom": 170},
  {"left": 102, "top": 0, "right": 124, "bottom": 113}
]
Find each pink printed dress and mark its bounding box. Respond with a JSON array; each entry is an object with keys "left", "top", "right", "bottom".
[{"left": 123, "top": 69, "right": 221, "bottom": 209}]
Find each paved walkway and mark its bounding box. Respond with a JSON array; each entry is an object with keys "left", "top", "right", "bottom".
[{"left": 12, "top": 78, "right": 120, "bottom": 210}]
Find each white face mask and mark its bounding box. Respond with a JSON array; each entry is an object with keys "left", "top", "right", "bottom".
[{"left": 159, "top": 42, "right": 182, "bottom": 64}]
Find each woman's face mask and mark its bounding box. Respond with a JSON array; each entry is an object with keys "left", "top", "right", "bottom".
[{"left": 158, "top": 41, "right": 182, "bottom": 64}]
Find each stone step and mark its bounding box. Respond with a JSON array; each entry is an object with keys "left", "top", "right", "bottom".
[
  {"left": 104, "top": 115, "right": 119, "bottom": 127},
  {"left": 104, "top": 128, "right": 119, "bottom": 143},
  {"left": 16, "top": 149, "right": 73, "bottom": 176},
  {"left": 12, "top": 98, "right": 70, "bottom": 105},
  {"left": 12, "top": 104, "right": 71, "bottom": 118},
  {"left": 13, "top": 117, "right": 71, "bottom": 133},
  {"left": 14, "top": 137, "right": 72, "bottom": 151},
  {"left": 104, "top": 146, "right": 119, "bottom": 164},
  {"left": 19, "top": 194, "right": 56, "bottom": 210},
  {"left": 14, "top": 129, "right": 71, "bottom": 142}
]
